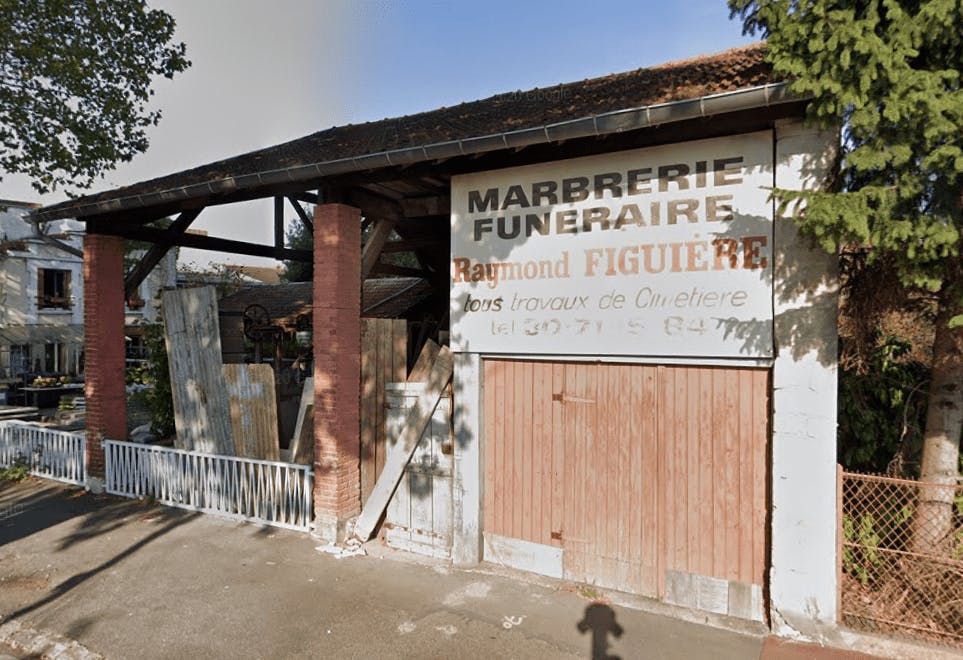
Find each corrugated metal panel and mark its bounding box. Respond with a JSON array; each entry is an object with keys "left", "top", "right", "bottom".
[{"left": 483, "top": 359, "right": 768, "bottom": 599}]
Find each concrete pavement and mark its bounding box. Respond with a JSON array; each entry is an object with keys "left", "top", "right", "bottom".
[{"left": 0, "top": 479, "right": 923, "bottom": 659}]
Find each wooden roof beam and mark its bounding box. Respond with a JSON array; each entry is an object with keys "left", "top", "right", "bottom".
[
  {"left": 122, "top": 208, "right": 202, "bottom": 299},
  {"left": 88, "top": 217, "right": 312, "bottom": 262}
]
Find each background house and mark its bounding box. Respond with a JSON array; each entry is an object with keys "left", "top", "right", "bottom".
[{"left": 0, "top": 200, "right": 176, "bottom": 381}]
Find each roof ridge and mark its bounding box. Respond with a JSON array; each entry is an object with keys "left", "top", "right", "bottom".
[{"left": 34, "top": 42, "right": 778, "bottom": 220}]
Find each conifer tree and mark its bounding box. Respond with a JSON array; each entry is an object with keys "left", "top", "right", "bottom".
[{"left": 729, "top": 0, "right": 963, "bottom": 551}]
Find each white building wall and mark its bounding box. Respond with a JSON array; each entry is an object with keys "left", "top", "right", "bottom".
[
  {"left": 124, "top": 248, "right": 177, "bottom": 326},
  {"left": 1, "top": 205, "right": 85, "bottom": 324},
  {"left": 1, "top": 203, "right": 85, "bottom": 375},
  {"left": 448, "top": 121, "right": 842, "bottom": 638},
  {"left": 770, "top": 119, "right": 840, "bottom": 638}
]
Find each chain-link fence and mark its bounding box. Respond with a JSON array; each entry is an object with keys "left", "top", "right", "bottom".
[{"left": 840, "top": 470, "right": 963, "bottom": 647}]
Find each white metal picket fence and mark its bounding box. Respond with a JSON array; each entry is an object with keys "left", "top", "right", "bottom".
[
  {"left": 0, "top": 421, "right": 86, "bottom": 485},
  {"left": 103, "top": 440, "right": 314, "bottom": 531}
]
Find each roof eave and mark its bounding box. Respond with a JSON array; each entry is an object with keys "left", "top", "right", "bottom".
[{"left": 32, "top": 81, "right": 797, "bottom": 223}]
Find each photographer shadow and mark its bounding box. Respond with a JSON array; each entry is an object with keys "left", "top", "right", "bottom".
[{"left": 577, "top": 601, "right": 624, "bottom": 660}]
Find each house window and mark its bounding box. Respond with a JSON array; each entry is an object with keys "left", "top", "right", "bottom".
[
  {"left": 9, "top": 344, "right": 29, "bottom": 377},
  {"left": 44, "top": 343, "right": 66, "bottom": 372},
  {"left": 38, "top": 268, "right": 72, "bottom": 309}
]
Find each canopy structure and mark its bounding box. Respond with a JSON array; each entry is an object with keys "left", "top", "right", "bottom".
[
  {"left": 31, "top": 43, "right": 794, "bottom": 307},
  {"left": 27, "top": 48, "right": 844, "bottom": 638}
]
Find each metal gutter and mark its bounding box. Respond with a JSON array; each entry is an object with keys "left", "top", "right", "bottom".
[{"left": 31, "top": 82, "right": 795, "bottom": 223}]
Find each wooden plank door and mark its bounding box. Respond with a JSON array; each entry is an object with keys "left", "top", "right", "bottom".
[
  {"left": 359, "top": 318, "right": 407, "bottom": 502},
  {"left": 482, "top": 358, "right": 769, "bottom": 608},
  {"left": 384, "top": 382, "right": 453, "bottom": 558}
]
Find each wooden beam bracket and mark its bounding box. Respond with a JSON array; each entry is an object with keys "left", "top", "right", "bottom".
[
  {"left": 361, "top": 218, "right": 397, "bottom": 279},
  {"left": 287, "top": 196, "right": 314, "bottom": 233},
  {"left": 123, "top": 208, "right": 202, "bottom": 299}
]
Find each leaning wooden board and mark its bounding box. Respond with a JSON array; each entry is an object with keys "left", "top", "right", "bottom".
[
  {"left": 223, "top": 363, "right": 280, "bottom": 461},
  {"left": 162, "top": 286, "right": 235, "bottom": 455},
  {"left": 288, "top": 376, "right": 314, "bottom": 465},
  {"left": 353, "top": 345, "right": 453, "bottom": 542}
]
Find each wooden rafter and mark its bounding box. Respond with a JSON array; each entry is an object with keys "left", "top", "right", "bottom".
[{"left": 123, "top": 208, "right": 202, "bottom": 300}]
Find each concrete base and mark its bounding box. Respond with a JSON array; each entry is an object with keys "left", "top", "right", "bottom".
[
  {"left": 84, "top": 476, "right": 105, "bottom": 495},
  {"left": 312, "top": 511, "right": 358, "bottom": 544}
]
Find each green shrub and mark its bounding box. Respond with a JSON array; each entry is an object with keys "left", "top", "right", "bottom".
[
  {"left": 838, "top": 336, "right": 928, "bottom": 474},
  {"left": 0, "top": 455, "right": 30, "bottom": 482},
  {"left": 131, "top": 323, "right": 175, "bottom": 438}
]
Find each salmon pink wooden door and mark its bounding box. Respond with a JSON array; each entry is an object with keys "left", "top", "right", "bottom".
[{"left": 482, "top": 359, "right": 769, "bottom": 617}]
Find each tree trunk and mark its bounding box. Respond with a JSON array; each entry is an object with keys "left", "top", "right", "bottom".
[{"left": 912, "top": 287, "right": 963, "bottom": 554}]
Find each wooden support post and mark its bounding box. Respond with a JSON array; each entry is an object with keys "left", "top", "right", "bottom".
[
  {"left": 274, "top": 196, "right": 285, "bottom": 249},
  {"left": 353, "top": 346, "right": 453, "bottom": 542},
  {"left": 836, "top": 463, "right": 843, "bottom": 623},
  {"left": 289, "top": 376, "right": 315, "bottom": 464}
]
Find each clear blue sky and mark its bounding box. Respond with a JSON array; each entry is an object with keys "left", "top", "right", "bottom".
[
  {"left": 2, "top": 0, "right": 757, "bottom": 267},
  {"left": 339, "top": 1, "right": 755, "bottom": 123}
]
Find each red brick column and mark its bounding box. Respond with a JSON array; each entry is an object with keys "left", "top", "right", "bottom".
[
  {"left": 83, "top": 234, "right": 127, "bottom": 480},
  {"left": 312, "top": 203, "right": 362, "bottom": 541}
]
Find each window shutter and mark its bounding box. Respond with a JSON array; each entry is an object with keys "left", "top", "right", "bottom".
[{"left": 63, "top": 270, "right": 72, "bottom": 308}]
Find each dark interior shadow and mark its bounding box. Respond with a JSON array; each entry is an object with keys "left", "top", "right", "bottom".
[{"left": 577, "top": 602, "right": 624, "bottom": 660}]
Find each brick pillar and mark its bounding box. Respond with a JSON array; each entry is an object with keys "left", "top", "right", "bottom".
[
  {"left": 83, "top": 234, "right": 127, "bottom": 484},
  {"left": 312, "top": 203, "right": 362, "bottom": 541}
]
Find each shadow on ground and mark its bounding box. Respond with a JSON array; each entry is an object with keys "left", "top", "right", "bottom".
[{"left": 0, "top": 478, "right": 198, "bottom": 625}]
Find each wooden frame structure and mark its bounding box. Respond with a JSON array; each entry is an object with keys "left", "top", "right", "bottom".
[{"left": 24, "top": 44, "right": 843, "bottom": 634}]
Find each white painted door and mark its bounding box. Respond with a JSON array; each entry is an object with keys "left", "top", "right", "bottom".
[{"left": 384, "top": 382, "right": 453, "bottom": 558}]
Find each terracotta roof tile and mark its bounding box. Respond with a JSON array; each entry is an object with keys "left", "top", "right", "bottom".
[{"left": 43, "top": 43, "right": 771, "bottom": 215}]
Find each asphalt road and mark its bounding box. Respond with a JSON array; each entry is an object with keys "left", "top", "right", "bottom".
[{"left": 0, "top": 478, "right": 772, "bottom": 659}]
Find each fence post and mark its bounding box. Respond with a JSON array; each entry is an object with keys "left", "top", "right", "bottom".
[{"left": 836, "top": 463, "right": 843, "bottom": 624}]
